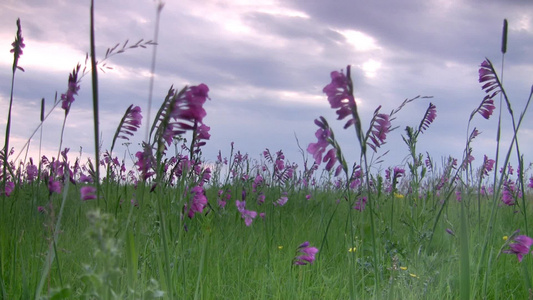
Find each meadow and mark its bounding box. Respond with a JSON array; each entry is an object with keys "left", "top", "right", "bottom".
[{"left": 1, "top": 5, "right": 533, "bottom": 300}]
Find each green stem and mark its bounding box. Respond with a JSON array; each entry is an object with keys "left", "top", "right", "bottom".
[{"left": 90, "top": 0, "right": 101, "bottom": 205}]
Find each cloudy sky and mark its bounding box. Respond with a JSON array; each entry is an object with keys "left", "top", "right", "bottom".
[{"left": 0, "top": 0, "right": 532, "bottom": 175}]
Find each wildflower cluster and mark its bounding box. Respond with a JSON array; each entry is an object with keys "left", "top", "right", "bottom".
[{"left": 293, "top": 241, "right": 318, "bottom": 265}]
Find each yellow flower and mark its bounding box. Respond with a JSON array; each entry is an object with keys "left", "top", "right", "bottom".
[
  {"left": 348, "top": 247, "right": 357, "bottom": 252},
  {"left": 409, "top": 273, "right": 418, "bottom": 278},
  {"left": 503, "top": 236, "right": 508, "bottom": 241},
  {"left": 278, "top": 246, "right": 283, "bottom": 250},
  {"left": 400, "top": 266, "right": 407, "bottom": 270},
  {"left": 394, "top": 192, "right": 404, "bottom": 199}
]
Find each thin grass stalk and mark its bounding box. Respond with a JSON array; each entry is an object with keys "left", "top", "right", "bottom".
[
  {"left": 0, "top": 242, "right": 5, "bottom": 299},
  {"left": 38, "top": 98, "right": 45, "bottom": 183},
  {"left": 145, "top": 2, "right": 164, "bottom": 143},
  {"left": 35, "top": 174, "right": 70, "bottom": 298},
  {"left": 156, "top": 195, "right": 173, "bottom": 299},
  {"left": 479, "top": 89, "right": 531, "bottom": 296},
  {"left": 194, "top": 235, "right": 208, "bottom": 300},
  {"left": 362, "top": 152, "right": 380, "bottom": 294},
  {"left": 3, "top": 19, "right": 23, "bottom": 207},
  {"left": 90, "top": 0, "right": 101, "bottom": 206},
  {"left": 459, "top": 200, "right": 470, "bottom": 300}
]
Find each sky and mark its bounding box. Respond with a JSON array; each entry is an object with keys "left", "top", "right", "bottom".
[{"left": 0, "top": 0, "right": 532, "bottom": 177}]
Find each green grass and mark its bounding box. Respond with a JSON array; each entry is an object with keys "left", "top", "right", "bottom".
[{"left": 1, "top": 180, "right": 531, "bottom": 299}]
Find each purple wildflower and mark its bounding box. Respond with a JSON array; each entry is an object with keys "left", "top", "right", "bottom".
[
  {"left": 481, "top": 155, "right": 495, "bottom": 179},
  {"left": 307, "top": 119, "right": 331, "bottom": 165},
  {"left": 293, "top": 241, "right": 319, "bottom": 265},
  {"left": 10, "top": 18, "right": 25, "bottom": 72},
  {"left": 61, "top": 64, "right": 81, "bottom": 115},
  {"left": 217, "top": 189, "right": 229, "bottom": 208},
  {"left": 4, "top": 181, "right": 15, "bottom": 197},
  {"left": 419, "top": 103, "right": 437, "bottom": 133},
  {"left": 528, "top": 177, "right": 533, "bottom": 189},
  {"left": 80, "top": 186, "right": 97, "bottom": 201},
  {"left": 193, "top": 124, "right": 211, "bottom": 152},
  {"left": 479, "top": 60, "right": 501, "bottom": 99},
  {"left": 257, "top": 193, "right": 265, "bottom": 205},
  {"left": 48, "top": 179, "right": 62, "bottom": 195},
  {"left": 502, "top": 231, "right": 533, "bottom": 262},
  {"left": 353, "top": 196, "right": 367, "bottom": 211},
  {"left": 274, "top": 195, "right": 288, "bottom": 207},
  {"left": 134, "top": 144, "right": 155, "bottom": 180},
  {"left": 116, "top": 105, "right": 142, "bottom": 142},
  {"left": 241, "top": 209, "right": 257, "bottom": 226},
  {"left": 367, "top": 106, "right": 392, "bottom": 152},
  {"left": 502, "top": 180, "right": 519, "bottom": 206},
  {"left": 79, "top": 174, "right": 93, "bottom": 184},
  {"left": 171, "top": 84, "right": 210, "bottom": 124},
  {"left": 478, "top": 98, "right": 496, "bottom": 119},
  {"left": 446, "top": 228, "right": 456, "bottom": 237},
  {"left": 322, "top": 65, "right": 356, "bottom": 129},
  {"left": 157, "top": 84, "right": 210, "bottom": 151},
  {"left": 236, "top": 200, "right": 246, "bottom": 213},
  {"left": 235, "top": 199, "right": 257, "bottom": 226},
  {"left": 393, "top": 167, "right": 405, "bottom": 184},
  {"left": 188, "top": 186, "right": 207, "bottom": 219},
  {"left": 455, "top": 190, "right": 462, "bottom": 202},
  {"left": 26, "top": 161, "right": 38, "bottom": 183}
]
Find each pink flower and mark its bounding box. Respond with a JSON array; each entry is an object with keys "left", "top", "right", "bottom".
[
  {"left": 79, "top": 174, "right": 93, "bottom": 184},
  {"left": 4, "top": 181, "right": 15, "bottom": 197},
  {"left": 307, "top": 117, "right": 344, "bottom": 176},
  {"left": 48, "top": 179, "right": 62, "bottom": 195},
  {"left": 10, "top": 19, "right": 25, "bottom": 72},
  {"left": 479, "top": 60, "right": 501, "bottom": 97},
  {"left": 171, "top": 84, "right": 209, "bottom": 124},
  {"left": 26, "top": 160, "right": 38, "bottom": 183},
  {"left": 61, "top": 64, "right": 81, "bottom": 114},
  {"left": 193, "top": 124, "right": 211, "bottom": 153},
  {"left": 323, "top": 66, "right": 357, "bottom": 129},
  {"left": 481, "top": 155, "right": 495, "bottom": 179},
  {"left": 307, "top": 120, "right": 331, "bottom": 165},
  {"left": 478, "top": 98, "right": 495, "bottom": 119},
  {"left": 241, "top": 209, "right": 257, "bottom": 226},
  {"left": 293, "top": 241, "right": 319, "bottom": 265},
  {"left": 235, "top": 199, "right": 257, "bottom": 226},
  {"left": 455, "top": 190, "right": 462, "bottom": 202},
  {"left": 217, "top": 189, "right": 230, "bottom": 208},
  {"left": 116, "top": 105, "right": 142, "bottom": 142},
  {"left": 367, "top": 106, "right": 391, "bottom": 152},
  {"left": 257, "top": 193, "right": 265, "bottom": 205},
  {"left": 236, "top": 200, "right": 246, "bottom": 213},
  {"left": 274, "top": 195, "right": 288, "bottom": 206},
  {"left": 419, "top": 103, "right": 437, "bottom": 133},
  {"left": 353, "top": 196, "right": 367, "bottom": 211},
  {"left": 188, "top": 186, "right": 207, "bottom": 219},
  {"left": 502, "top": 179, "right": 519, "bottom": 206},
  {"left": 502, "top": 231, "right": 533, "bottom": 262},
  {"left": 528, "top": 177, "right": 533, "bottom": 189},
  {"left": 80, "top": 186, "right": 97, "bottom": 201},
  {"left": 134, "top": 144, "right": 155, "bottom": 180}
]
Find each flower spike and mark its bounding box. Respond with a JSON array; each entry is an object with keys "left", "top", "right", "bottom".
[{"left": 419, "top": 103, "right": 437, "bottom": 133}]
